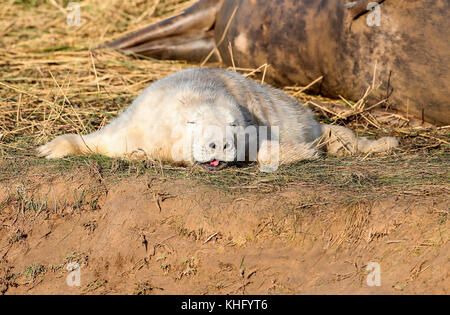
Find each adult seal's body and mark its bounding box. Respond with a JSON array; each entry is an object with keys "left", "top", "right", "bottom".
[
  {"left": 38, "top": 68, "right": 397, "bottom": 170},
  {"left": 105, "top": 0, "right": 450, "bottom": 126}
]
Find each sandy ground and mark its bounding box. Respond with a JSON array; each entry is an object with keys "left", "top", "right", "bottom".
[
  {"left": 0, "top": 159, "right": 448, "bottom": 295},
  {"left": 0, "top": 0, "right": 448, "bottom": 295}
]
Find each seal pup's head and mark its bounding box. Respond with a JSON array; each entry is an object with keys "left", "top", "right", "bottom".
[{"left": 181, "top": 94, "right": 254, "bottom": 170}]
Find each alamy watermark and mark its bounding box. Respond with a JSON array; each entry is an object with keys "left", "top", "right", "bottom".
[
  {"left": 66, "top": 2, "right": 81, "bottom": 27},
  {"left": 366, "top": 2, "right": 381, "bottom": 27},
  {"left": 66, "top": 262, "right": 81, "bottom": 287},
  {"left": 366, "top": 262, "right": 381, "bottom": 287},
  {"left": 345, "top": 2, "right": 382, "bottom": 27},
  {"left": 170, "top": 124, "right": 280, "bottom": 173}
]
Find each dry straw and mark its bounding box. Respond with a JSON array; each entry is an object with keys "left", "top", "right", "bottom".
[{"left": 0, "top": 0, "right": 448, "bottom": 158}]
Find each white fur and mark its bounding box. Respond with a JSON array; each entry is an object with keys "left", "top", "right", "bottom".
[{"left": 37, "top": 68, "right": 398, "bottom": 166}]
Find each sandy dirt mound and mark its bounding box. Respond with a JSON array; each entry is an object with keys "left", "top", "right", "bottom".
[
  {"left": 0, "top": 160, "right": 448, "bottom": 294},
  {"left": 0, "top": 0, "right": 448, "bottom": 295}
]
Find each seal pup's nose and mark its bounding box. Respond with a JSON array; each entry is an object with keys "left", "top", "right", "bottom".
[{"left": 208, "top": 141, "right": 233, "bottom": 152}]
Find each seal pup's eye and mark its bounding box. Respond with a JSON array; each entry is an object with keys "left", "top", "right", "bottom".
[{"left": 187, "top": 121, "right": 196, "bottom": 124}]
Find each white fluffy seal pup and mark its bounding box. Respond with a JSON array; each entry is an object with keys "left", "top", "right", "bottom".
[{"left": 37, "top": 68, "right": 398, "bottom": 171}]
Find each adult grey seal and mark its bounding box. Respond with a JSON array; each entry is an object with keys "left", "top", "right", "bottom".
[{"left": 105, "top": 0, "right": 450, "bottom": 126}]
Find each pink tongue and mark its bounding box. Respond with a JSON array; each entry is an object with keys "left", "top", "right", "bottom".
[{"left": 209, "top": 160, "right": 219, "bottom": 167}]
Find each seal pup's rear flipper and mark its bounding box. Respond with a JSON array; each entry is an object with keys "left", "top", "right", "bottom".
[
  {"left": 103, "top": 0, "right": 223, "bottom": 62},
  {"left": 320, "top": 124, "right": 398, "bottom": 156}
]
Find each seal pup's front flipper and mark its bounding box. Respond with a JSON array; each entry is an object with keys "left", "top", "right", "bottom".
[{"left": 103, "top": 0, "right": 223, "bottom": 62}]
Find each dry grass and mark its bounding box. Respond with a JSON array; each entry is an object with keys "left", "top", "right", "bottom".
[
  {"left": 0, "top": 0, "right": 197, "bottom": 152},
  {"left": 0, "top": 0, "right": 448, "bottom": 171},
  {"left": 0, "top": 1, "right": 448, "bottom": 296}
]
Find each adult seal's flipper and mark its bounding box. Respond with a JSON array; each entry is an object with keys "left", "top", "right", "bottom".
[{"left": 104, "top": 0, "right": 223, "bottom": 62}]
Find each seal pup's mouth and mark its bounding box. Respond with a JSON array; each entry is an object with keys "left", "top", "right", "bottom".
[{"left": 196, "top": 159, "right": 228, "bottom": 171}]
